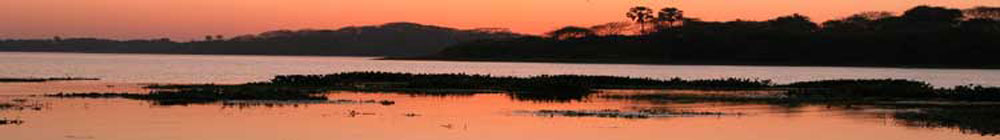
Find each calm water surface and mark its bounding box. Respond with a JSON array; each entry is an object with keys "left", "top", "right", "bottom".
[
  {"left": 1, "top": 52, "right": 998, "bottom": 86},
  {"left": 1, "top": 52, "right": 998, "bottom": 140}
]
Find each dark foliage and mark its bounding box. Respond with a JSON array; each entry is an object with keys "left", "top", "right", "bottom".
[
  {"left": 781, "top": 79, "right": 936, "bottom": 98},
  {"left": 936, "top": 85, "right": 1000, "bottom": 101},
  {"left": 421, "top": 5, "right": 1000, "bottom": 68},
  {"left": 895, "top": 107, "right": 1000, "bottom": 136},
  {"left": 0, "top": 119, "right": 24, "bottom": 125}
]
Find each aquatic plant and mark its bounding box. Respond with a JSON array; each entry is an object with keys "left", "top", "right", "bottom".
[
  {"left": 261, "top": 72, "right": 775, "bottom": 101},
  {"left": 267, "top": 71, "right": 772, "bottom": 90},
  {"left": 935, "top": 85, "right": 1000, "bottom": 101},
  {"left": 0, "top": 101, "right": 44, "bottom": 111},
  {"left": 49, "top": 88, "right": 327, "bottom": 106},
  {"left": 0, "top": 119, "right": 24, "bottom": 125},
  {"left": 781, "top": 79, "right": 937, "bottom": 99},
  {"left": 152, "top": 72, "right": 1000, "bottom": 102},
  {"left": 526, "top": 109, "right": 733, "bottom": 119}
]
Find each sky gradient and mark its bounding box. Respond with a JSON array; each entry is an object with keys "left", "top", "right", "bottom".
[{"left": 1, "top": 0, "right": 997, "bottom": 40}]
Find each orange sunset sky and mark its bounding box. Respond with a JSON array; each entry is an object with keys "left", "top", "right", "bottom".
[{"left": 1, "top": 0, "right": 997, "bottom": 41}]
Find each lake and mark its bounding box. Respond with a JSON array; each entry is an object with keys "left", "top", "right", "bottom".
[
  {"left": 1, "top": 52, "right": 999, "bottom": 86},
  {"left": 1, "top": 52, "right": 998, "bottom": 140}
]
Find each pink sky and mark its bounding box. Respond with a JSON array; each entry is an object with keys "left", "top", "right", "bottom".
[{"left": 1, "top": 0, "right": 996, "bottom": 41}]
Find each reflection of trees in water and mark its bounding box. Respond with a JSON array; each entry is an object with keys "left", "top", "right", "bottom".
[
  {"left": 893, "top": 107, "right": 1000, "bottom": 136},
  {"left": 603, "top": 92, "right": 1000, "bottom": 136}
]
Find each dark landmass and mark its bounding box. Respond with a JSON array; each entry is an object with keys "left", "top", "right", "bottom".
[
  {"left": 0, "top": 22, "right": 522, "bottom": 57},
  {"left": 46, "top": 72, "right": 1000, "bottom": 104},
  {"left": 397, "top": 6, "right": 1000, "bottom": 69},
  {"left": 0, "top": 77, "right": 99, "bottom": 83}
]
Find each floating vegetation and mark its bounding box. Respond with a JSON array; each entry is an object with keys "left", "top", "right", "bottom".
[
  {"left": 404, "top": 113, "right": 421, "bottom": 117},
  {"left": 0, "top": 100, "right": 45, "bottom": 111},
  {"left": 141, "top": 72, "right": 774, "bottom": 102},
  {"left": 0, "top": 119, "right": 24, "bottom": 125},
  {"left": 47, "top": 92, "right": 394, "bottom": 107},
  {"left": 166, "top": 72, "right": 1000, "bottom": 102},
  {"left": 264, "top": 72, "right": 774, "bottom": 90},
  {"left": 524, "top": 109, "right": 734, "bottom": 119},
  {"left": 782, "top": 79, "right": 1000, "bottom": 101},
  {"left": 48, "top": 89, "right": 327, "bottom": 106},
  {"left": 348, "top": 110, "right": 377, "bottom": 117},
  {"left": 221, "top": 99, "right": 394, "bottom": 108},
  {"left": 0, "top": 77, "right": 99, "bottom": 83}
]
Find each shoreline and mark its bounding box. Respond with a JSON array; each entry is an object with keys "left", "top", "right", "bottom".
[
  {"left": 380, "top": 56, "right": 1000, "bottom": 70},
  {"left": 3, "top": 51, "right": 997, "bottom": 70}
]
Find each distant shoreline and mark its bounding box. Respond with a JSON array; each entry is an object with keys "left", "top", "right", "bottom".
[
  {"left": 381, "top": 56, "right": 1000, "bottom": 70},
  {"left": 4, "top": 51, "right": 996, "bottom": 70},
  {"left": 0, "top": 50, "right": 381, "bottom": 58}
]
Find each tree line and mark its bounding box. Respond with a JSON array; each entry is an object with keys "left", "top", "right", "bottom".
[{"left": 431, "top": 5, "right": 1000, "bottom": 68}]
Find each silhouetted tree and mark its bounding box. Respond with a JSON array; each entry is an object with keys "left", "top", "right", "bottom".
[
  {"left": 903, "top": 5, "right": 964, "bottom": 23},
  {"left": 964, "top": 6, "right": 1000, "bottom": 20},
  {"left": 960, "top": 18, "right": 1000, "bottom": 32},
  {"left": 589, "top": 22, "right": 633, "bottom": 36},
  {"left": 767, "top": 14, "right": 819, "bottom": 32},
  {"left": 627, "top": 6, "right": 655, "bottom": 34},
  {"left": 546, "top": 26, "right": 596, "bottom": 39},
  {"left": 822, "top": 11, "right": 894, "bottom": 32},
  {"left": 656, "top": 7, "right": 685, "bottom": 29}
]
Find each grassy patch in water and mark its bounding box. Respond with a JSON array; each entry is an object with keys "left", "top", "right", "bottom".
[
  {"left": 139, "top": 72, "right": 1000, "bottom": 102},
  {"left": 0, "top": 119, "right": 24, "bottom": 125},
  {"left": 48, "top": 88, "right": 327, "bottom": 105},
  {"left": 525, "top": 109, "right": 735, "bottom": 119},
  {"left": 780, "top": 79, "right": 1000, "bottom": 101},
  {"left": 140, "top": 72, "right": 775, "bottom": 102}
]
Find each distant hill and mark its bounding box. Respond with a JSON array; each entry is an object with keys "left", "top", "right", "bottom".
[{"left": 0, "top": 22, "right": 523, "bottom": 56}]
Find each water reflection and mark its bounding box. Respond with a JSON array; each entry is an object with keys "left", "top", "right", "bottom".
[
  {"left": 892, "top": 107, "right": 1000, "bottom": 136},
  {"left": 507, "top": 92, "right": 591, "bottom": 102},
  {"left": 601, "top": 89, "right": 1000, "bottom": 136},
  {"left": 2, "top": 90, "right": 998, "bottom": 139}
]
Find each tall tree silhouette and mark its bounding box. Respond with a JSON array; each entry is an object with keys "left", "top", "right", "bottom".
[
  {"left": 657, "top": 7, "right": 684, "bottom": 29},
  {"left": 627, "top": 6, "right": 655, "bottom": 34}
]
